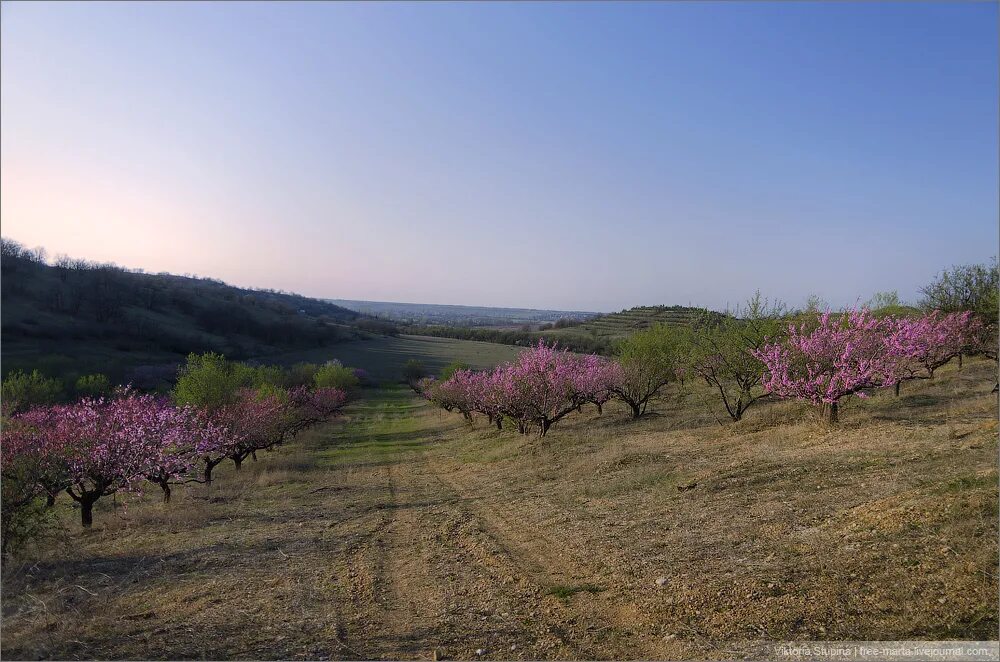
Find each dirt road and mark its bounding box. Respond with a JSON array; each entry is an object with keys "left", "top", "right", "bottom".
[{"left": 301, "top": 390, "right": 671, "bottom": 660}]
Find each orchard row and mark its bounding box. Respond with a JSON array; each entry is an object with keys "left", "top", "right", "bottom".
[
  {"left": 1, "top": 355, "right": 363, "bottom": 549},
  {"left": 418, "top": 308, "right": 995, "bottom": 432}
]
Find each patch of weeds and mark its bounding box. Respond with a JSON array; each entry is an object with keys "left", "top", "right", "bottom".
[{"left": 936, "top": 473, "right": 997, "bottom": 494}]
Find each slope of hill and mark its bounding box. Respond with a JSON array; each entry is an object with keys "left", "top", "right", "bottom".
[
  {"left": 328, "top": 299, "right": 598, "bottom": 327},
  {"left": 546, "top": 305, "right": 724, "bottom": 340},
  {"left": 404, "top": 305, "right": 724, "bottom": 355},
  {"left": 0, "top": 240, "right": 375, "bottom": 381}
]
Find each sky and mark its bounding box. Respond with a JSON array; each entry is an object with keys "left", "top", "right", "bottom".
[{"left": 1, "top": 2, "right": 997, "bottom": 313}]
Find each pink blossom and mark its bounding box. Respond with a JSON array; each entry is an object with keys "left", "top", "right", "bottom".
[{"left": 752, "top": 309, "right": 898, "bottom": 420}]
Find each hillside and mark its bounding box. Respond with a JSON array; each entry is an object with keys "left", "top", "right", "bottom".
[
  {"left": 547, "top": 305, "right": 723, "bottom": 340},
  {"left": 328, "top": 299, "right": 598, "bottom": 327},
  {"left": 0, "top": 239, "right": 378, "bottom": 382},
  {"left": 405, "top": 305, "right": 724, "bottom": 355}
]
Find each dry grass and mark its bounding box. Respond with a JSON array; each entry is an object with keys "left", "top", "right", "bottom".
[{"left": 2, "top": 364, "right": 996, "bottom": 660}]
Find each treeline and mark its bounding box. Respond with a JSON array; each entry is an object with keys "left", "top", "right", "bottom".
[
  {"left": 538, "top": 318, "right": 584, "bottom": 331},
  {"left": 402, "top": 324, "right": 616, "bottom": 355},
  {"left": 0, "top": 238, "right": 389, "bottom": 377}
]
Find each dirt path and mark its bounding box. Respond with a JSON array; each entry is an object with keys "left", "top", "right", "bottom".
[{"left": 326, "top": 394, "right": 643, "bottom": 659}]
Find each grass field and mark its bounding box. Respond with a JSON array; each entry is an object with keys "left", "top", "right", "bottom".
[
  {"left": 262, "top": 334, "right": 525, "bottom": 381},
  {"left": 2, "top": 361, "right": 996, "bottom": 659}
]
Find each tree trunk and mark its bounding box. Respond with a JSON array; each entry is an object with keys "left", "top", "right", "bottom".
[
  {"left": 894, "top": 381, "right": 901, "bottom": 397},
  {"left": 539, "top": 419, "right": 551, "bottom": 437},
  {"left": 45, "top": 492, "right": 56, "bottom": 508},
  {"left": 596, "top": 403, "right": 603, "bottom": 416},
  {"left": 81, "top": 497, "right": 96, "bottom": 528},
  {"left": 958, "top": 353, "right": 963, "bottom": 370},
  {"left": 495, "top": 417, "right": 502, "bottom": 430},
  {"left": 204, "top": 461, "right": 215, "bottom": 485},
  {"left": 628, "top": 401, "right": 641, "bottom": 418},
  {"left": 233, "top": 457, "right": 242, "bottom": 471},
  {"left": 251, "top": 450, "right": 258, "bottom": 461},
  {"left": 826, "top": 401, "right": 839, "bottom": 425},
  {"left": 161, "top": 483, "right": 171, "bottom": 504}
]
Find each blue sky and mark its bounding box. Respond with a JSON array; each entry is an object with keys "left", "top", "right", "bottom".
[{"left": 2, "top": 1, "right": 996, "bottom": 312}]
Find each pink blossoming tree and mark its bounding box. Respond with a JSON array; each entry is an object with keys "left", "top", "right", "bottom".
[
  {"left": 423, "top": 343, "right": 622, "bottom": 436},
  {"left": 753, "top": 309, "right": 899, "bottom": 424},
  {"left": 885, "top": 311, "right": 981, "bottom": 395},
  {"left": 54, "top": 392, "right": 188, "bottom": 527}
]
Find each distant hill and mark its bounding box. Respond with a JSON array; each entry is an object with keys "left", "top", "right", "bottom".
[
  {"left": 561, "top": 305, "right": 724, "bottom": 340},
  {"left": 327, "top": 299, "right": 599, "bottom": 327},
  {"left": 1, "top": 239, "right": 383, "bottom": 383},
  {"left": 403, "top": 305, "right": 722, "bottom": 356}
]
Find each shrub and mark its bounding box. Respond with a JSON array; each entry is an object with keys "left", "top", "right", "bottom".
[
  {"left": 402, "top": 359, "right": 428, "bottom": 385},
  {"left": 314, "top": 364, "right": 360, "bottom": 391},
  {"left": 173, "top": 352, "right": 243, "bottom": 412},
  {"left": 352, "top": 368, "right": 371, "bottom": 385},
  {"left": 74, "top": 373, "right": 112, "bottom": 399},
  {"left": 920, "top": 258, "right": 998, "bottom": 320},
  {"left": 440, "top": 361, "right": 471, "bottom": 381},
  {"left": 2, "top": 370, "right": 63, "bottom": 415},
  {"left": 285, "top": 362, "right": 320, "bottom": 387}
]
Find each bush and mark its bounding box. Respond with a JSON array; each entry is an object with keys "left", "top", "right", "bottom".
[
  {"left": 238, "top": 364, "right": 286, "bottom": 390},
  {"left": 355, "top": 318, "right": 399, "bottom": 336},
  {"left": 173, "top": 352, "right": 244, "bottom": 411},
  {"left": 1, "top": 486, "right": 54, "bottom": 557},
  {"left": 314, "top": 363, "right": 360, "bottom": 391},
  {"left": 440, "top": 361, "right": 471, "bottom": 381},
  {"left": 402, "top": 359, "right": 428, "bottom": 385},
  {"left": 285, "top": 362, "right": 320, "bottom": 387},
  {"left": 920, "top": 258, "right": 999, "bottom": 320},
  {"left": 2, "top": 369, "right": 63, "bottom": 415},
  {"left": 74, "top": 373, "right": 112, "bottom": 398}
]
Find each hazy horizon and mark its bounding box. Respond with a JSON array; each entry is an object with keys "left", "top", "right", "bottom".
[{"left": 2, "top": 2, "right": 997, "bottom": 312}]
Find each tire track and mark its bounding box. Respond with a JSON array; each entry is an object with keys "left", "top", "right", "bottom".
[
  {"left": 422, "top": 461, "right": 662, "bottom": 659},
  {"left": 320, "top": 392, "right": 663, "bottom": 658}
]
